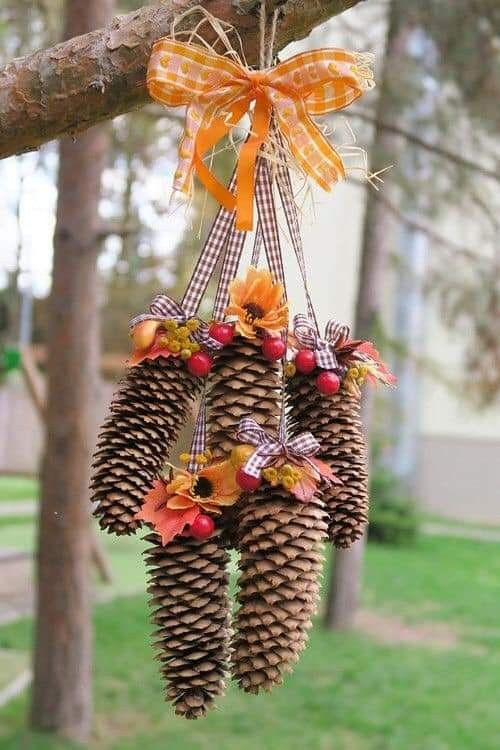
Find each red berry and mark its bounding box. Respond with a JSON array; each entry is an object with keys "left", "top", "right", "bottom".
[
  {"left": 316, "top": 370, "right": 341, "bottom": 395},
  {"left": 191, "top": 514, "right": 215, "bottom": 539},
  {"left": 209, "top": 322, "right": 234, "bottom": 346},
  {"left": 236, "top": 468, "right": 262, "bottom": 491},
  {"left": 261, "top": 337, "right": 286, "bottom": 361},
  {"left": 295, "top": 349, "right": 316, "bottom": 374},
  {"left": 186, "top": 351, "right": 213, "bottom": 377}
]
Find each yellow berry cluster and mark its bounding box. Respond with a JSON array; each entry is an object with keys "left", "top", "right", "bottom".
[
  {"left": 157, "top": 318, "right": 201, "bottom": 359},
  {"left": 179, "top": 448, "right": 213, "bottom": 466},
  {"left": 262, "top": 463, "right": 303, "bottom": 491},
  {"left": 346, "top": 363, "right": 371, "bottom": 386}
]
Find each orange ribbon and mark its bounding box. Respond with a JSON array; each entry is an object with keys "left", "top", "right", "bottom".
[{"left": 147, "top": 40, "right": 374, "bottom": 231}]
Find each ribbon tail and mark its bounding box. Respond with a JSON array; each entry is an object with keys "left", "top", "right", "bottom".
[
  {"left": 236, "top": 95, "right": 272, "bottom": 231},
  {"left": 193, "top": 98, "right": 250, "bottom": 214}
]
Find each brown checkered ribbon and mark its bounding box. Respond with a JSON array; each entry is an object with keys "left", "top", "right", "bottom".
[
  {"left": 129, "top": 295, "right": 223, "bottom": 352},
  {"left": 236, "top": 417, "right": 324, "bottom": 482},
  {"left": 275, "top": 159, "right": 319, "bottom": 332},
  {"left": 293, "top": 313, "right": 350, "bottom": 371},
  {"left": 255, "top": 158, "right": 286, "bottom": 296},
  {"left": 212, "top": 222, "right": 246, "bottom": 322}
]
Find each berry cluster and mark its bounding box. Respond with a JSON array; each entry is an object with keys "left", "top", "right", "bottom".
[
  {"left": 289, "top": 348, "right": 342, "bottom": 396},
  {"left": 262, "top": 464, "right": 302, "bottom": 491}
]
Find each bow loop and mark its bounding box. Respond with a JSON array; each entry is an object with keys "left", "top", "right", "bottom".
[
  {"left": 147, "top": 39, "right": 374, "bottom": 230},
  {"left": 293, "top": 313, "right": 351, "bottom": 371},
  {"left": 236, "top": 417, "right": 322, "bottom": 480}
]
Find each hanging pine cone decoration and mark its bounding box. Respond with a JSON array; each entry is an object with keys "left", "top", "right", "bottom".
[
  {"left": 232, "top": 486, "right": 328, "bottom": 692},
  {"left": 90, "top": 295, "right": 216, "bottom": 535},
  {"left": 287, "top": 316, "right": 396, "bottom": 548},
  {"left": 144, "top": 533, "right": 232, "bottom": 718}
]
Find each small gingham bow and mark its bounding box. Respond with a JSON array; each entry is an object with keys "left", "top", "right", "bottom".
[
  {"left": 147, "top": 39, "right": 374, "bottom": 230},
  {"left": 236, "top": 417, "right": 321, "bottom": 479},
  {"left": 130, "top": 294, "right": 223, "bottom": 351},
  {"left": 293, "top": 314, "right": 350, "bottom": 370}
]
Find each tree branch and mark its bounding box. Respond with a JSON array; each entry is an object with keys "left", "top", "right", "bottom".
[
  {"left": 0, "top": 0, "right": 365, "bottom": 160},
  {"left": 349, "top": 107, "right": 500, "bottom": 184},
  {"left": 349, "top": 176, "right": 495, "bottom": 267}
]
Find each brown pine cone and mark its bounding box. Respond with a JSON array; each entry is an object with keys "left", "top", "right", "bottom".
[
  {"left": 231, "top": 486, "right": 328, "bottom": 693},
  {"left": 91, "top": 357, "right": 202, "bottom": 535},
  {"left": 206, "top": 336, "right": 281, "bottom": 546},
  {"left": 287, "top": 374, "right": 368, "bottom": 548},
  {"left": 144, "top": 532, "right": 232, "bottom": 719},
  {"left": 206, "top": 337, "right": 281, "bottom": 459}
]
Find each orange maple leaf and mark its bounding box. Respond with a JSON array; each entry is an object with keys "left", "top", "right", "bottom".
[{"left": 135, "top": 480, "right": 200, "bottom": 545}]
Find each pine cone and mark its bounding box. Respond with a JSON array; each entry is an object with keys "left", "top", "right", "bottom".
[
  {"left": 206, "top": 337, "right": 281, "bottom": 459},
  {"left": 144, "top": 533, "right": 232, "bottom": 719},
  {"left": 287, "top": 374, "right": 368, "bottom": 548},
  {"left": 231, "top": 486, "right": 327, "bottom": 693},
  {"left": 206, "top": 337, "right": 281, "bottom": 546},
  {"left": 91, "top": 357, "right": 202, "bottom": 535}
]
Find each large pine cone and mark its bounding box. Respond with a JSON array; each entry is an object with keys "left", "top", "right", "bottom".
[
  {"left": 206, "top": 337, "right": 281, "bottom": 459},
  {"left": 231, "top": 486, "right": 328, "bottom": 693},
  {"left": 144, "top": 533, "right": 232, "bottom": 719},
  {"left": 287, "top": 374, "right": 368, "bottom": 548},
  {"left": 91, "top": 357, "right": 202, "bottom": 535},
  {"left": 206, "top": 336, "right": 281, "bottom": 546}
]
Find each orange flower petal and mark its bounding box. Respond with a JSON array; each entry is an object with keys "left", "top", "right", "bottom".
[{"left": 166, "top": 494, "right": 196, "bottom": 510}]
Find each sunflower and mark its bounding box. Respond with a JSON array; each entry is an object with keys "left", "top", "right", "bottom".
[
  {"left": 135, "top": 460, "right": 241, "bottom": 545},
  {"left": 165, "top": 461, "right": 241, "bottom": 514},
  {"left": 225, "top": 266, "right": 288, "bottom": 340}
]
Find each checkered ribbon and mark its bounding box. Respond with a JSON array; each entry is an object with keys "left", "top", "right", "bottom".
[
  {"left": 130, "top": 294, "right": 223, "bottom": 352},
  {"left": 212, "top": 221, "right": 246, "bottom": 321},
  {"left": 255, "top": 158, "right": 286, "bottom": 295},
  {"left": 236, "top": 417, "right": 321, "bottom": 479},
  {"left": 181, "top": 169, "right": 238, "bottom": 318},
  {"left": 147, "top": 39, "right": 374, "bottom": 230},
  {"left": 275, "top": 149, "right": 319, "bottom": 331},
  {"left": 293, "top": 313, "right": 350, "bottom": 370}
]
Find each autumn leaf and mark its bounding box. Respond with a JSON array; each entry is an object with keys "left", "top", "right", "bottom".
[
  {"left": 135, "top": 480, "right": 200, "bottom": 545},
  {"left": 309, "top": 457, "right": 341, "bottom": 485},
  {"left": 291, "top": 473, "right": 318, "bottom": 502}
]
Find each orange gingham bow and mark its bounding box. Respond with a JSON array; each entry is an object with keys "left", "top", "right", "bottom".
[{"left": 147, "top": 39, "right": 374, "bottom": 231}]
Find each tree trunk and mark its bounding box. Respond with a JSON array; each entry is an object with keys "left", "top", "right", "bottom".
[
  {"left": 325, "top": 0, "right": 412, "bottom": 630},
  {"left": 30, "top": 0, "right": 114, "bottom": 742}
]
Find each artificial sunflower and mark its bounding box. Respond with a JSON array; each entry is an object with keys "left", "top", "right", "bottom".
[
  {"left": 135, "top": 460, "right": 241, "bottom": 545},
  {"left": 225, "top": 266, "right": 288, "bottom": 340}
]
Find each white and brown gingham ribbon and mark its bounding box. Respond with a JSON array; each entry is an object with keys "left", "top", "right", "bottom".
[
  {"left": 275, "top": 154, "right": 319, "bottom": 331},
  {"left": 181, "top": 193, "right": 236, "bottom": 318},
  {"left": 212, "top": 223, "right": 246, "bottom": 321},
  {"left": 236, "top": 417, "right": 323, "bottom": 480},
  {"left": 293, "top": 313, "right": 350, "bottom": 370},
  {"left": 129, "top": 295, "right": 223, "bottom": 352},
  {"left": 255, "top": 158, "right": 286, "bottom": 296}
]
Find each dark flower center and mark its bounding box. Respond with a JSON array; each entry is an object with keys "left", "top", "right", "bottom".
[
  {"left": 192, "top": 476, "right": 214, "bottom": 499},
  {"left": 243, "top": 302, "right": 264, "bottom": 323}
]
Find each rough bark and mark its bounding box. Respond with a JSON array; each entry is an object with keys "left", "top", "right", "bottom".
[
  {"left": 0, "top": 0, "right": 366, "bottom": 159},
  {"left": 325, "top": 0, "right": 410, "bottom": 630},
  {"left": 30, "top": 0, "right": 114, "bottom": 742}
]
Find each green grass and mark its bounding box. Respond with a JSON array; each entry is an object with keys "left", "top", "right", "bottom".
[
  {"left": 0, "top": 535, "right": 499, "bottom": 750},
  {"left": 0, "top": 476, "right": 38, "bottom": 503}
]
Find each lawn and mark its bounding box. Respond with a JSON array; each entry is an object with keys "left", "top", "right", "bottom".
[
  {"left": 0, "top": 476, "right": 38, "bottom": 503},
  {"left": 0, "top": 533, "right": 499, "bottom": 750}
]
